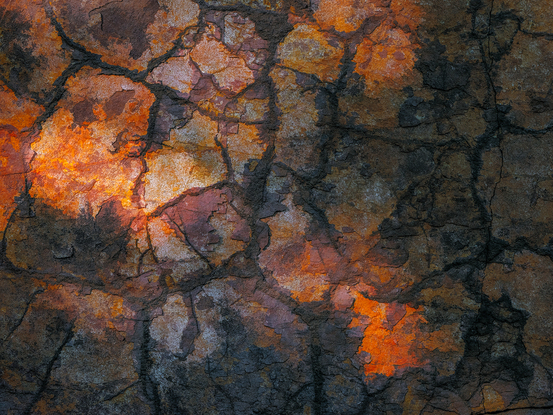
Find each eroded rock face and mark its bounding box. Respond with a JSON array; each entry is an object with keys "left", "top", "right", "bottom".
[{"left": 1, "top": 0, "right": 553, "bottom": 414}]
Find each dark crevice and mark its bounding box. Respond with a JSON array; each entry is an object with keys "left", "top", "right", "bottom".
[
  {"left": 1, "top": 288, "right": 45, "bottom": 347},
  {"left": 138, "top": 316, "right": 162, "bottom": 415},
  {"left": 22, "top": 322, "right": 74, "bottom": 415}
]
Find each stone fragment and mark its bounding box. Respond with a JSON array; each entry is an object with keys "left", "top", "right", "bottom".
[
  {"left": 277, "top": 24, "right": 343, "bottom": 83},
  {"left": 50, "top": 0, "right": 199, "bottom": 71},
  {"left": 226, "top": 123, "right": 267, "bottom": 181},
  {"left": 270, "top": 67, "right": 322, "bottom": 171},
  {"left": 143, "top": 112, "right": 226, "bottom": 213},
  {"left": 146, "top": 52, "right": 201, "bottom": 96},
  {"left": 190, "top": 33, "right": 255, "bottom": 93}
]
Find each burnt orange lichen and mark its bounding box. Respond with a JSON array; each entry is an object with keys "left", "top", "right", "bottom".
[
  {"left": 0, "top": 128, "right": 28, "bottom": 233},
  {"left": 351, "top": 291, "right": 464, "bottom": 378},
  {"left": 0, "top": 83, "right": 42, "bottom": 233},
  {"left": 353, "top": 24, "right": 419, "bottom": 90},
  {"left": 313, "top": 0, "right": 389, "bottom": 33},
  {"left": 29, "top": 69, "right": 154, "bottom": 217},
  {"left": 0, "top": 82, "right": 43, "bottom": 130}
]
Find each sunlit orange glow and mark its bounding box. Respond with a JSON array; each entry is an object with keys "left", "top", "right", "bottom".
[
  {"left": 29, "top": 70, "right": 154, "bottom": 217},
  {"left": 351, "top": 293, "right": 425, "bottom": 377},
  {"left": 351, "top": 291, "right": 464, "bottom": 378},
  {"left": 0, "top": 83, "right": 43, "bottom": 130}
]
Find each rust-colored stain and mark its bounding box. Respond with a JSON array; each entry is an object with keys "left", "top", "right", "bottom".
[
  {"left": 29, "top": 69, "right": 154, "bottom": 216},
  {"left": 1, "top": 0, "right": 551, "bottom": 413}
]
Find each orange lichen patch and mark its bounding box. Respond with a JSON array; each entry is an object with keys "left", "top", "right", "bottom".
[
  {"left": 50, "top": 0, "right": 199, "bottom": 71},
  {"left": 354, "top": 24, "right": 419, "bottom": 90},
  {"left": 350, "top": 292, "right": 464, "bottom": 378},
  {"left": 31, "top": 114, "right": 144, "bottom": 216},
  {"left": 277, "top": 24, "right": 343, "bottom": 83},
  {"left": 391, "top": 0, "right": 424, "bottom": 33},
  {"left": 146, "top": 52, "right": 201, "bottom": 96},
  {"left": 35, "top": 284, "right": 135, "bottom": 336},
  {"left": 0, "top": 82, "right": 43, "bottom": 130},
  {"left": 0, "top": 127, "right": 28, "bottom": 232},
  {"left": 29, "top": 70, "right": 154, "bottom": 217},
  {"left": 190, "top": 34, "right": 255, "bottom": 93},
  {"left": 226, "top": 123, "right": 266, "bottom": 180},
  {"left": 0, "top": 0, "right": 71, "bottom": 100},
  {"left": 351, "top": 295, "right": 424, "bottom": 377},
  {"left": 313, "top": 0, "right": 388, "bottom": 33}
]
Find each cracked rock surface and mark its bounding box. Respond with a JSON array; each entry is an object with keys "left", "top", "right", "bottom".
[{"left": 1, "top": 0, "right": 553, "bottom": 414}]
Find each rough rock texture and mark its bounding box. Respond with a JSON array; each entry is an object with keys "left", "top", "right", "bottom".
[{"left": 1, "top": 0, "right": 553, "bottom": 414}]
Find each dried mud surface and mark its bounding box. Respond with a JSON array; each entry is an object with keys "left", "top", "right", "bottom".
[{"left": 1, "top": 0, "right": 553, "bottom": 414}]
